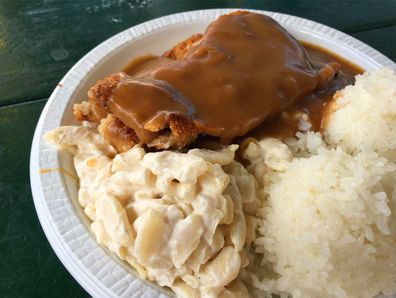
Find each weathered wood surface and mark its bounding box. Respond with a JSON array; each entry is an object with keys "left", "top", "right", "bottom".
[
  {"left": 0, "top": 100, "right": 87, "bottom": 297},
  {"left": 0, "top": 0, "right": 395, "bottom": 106}
]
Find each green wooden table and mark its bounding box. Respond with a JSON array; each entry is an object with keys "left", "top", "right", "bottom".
[{"left": 0, "top": 0, "right": 395, "bottom": 297}]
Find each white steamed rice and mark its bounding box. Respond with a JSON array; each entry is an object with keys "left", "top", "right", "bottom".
[
  {"left": 325, "top": 68, "right": 396, "bottom": 159},
  {"left": 243, "top": 68, "right": 396, "bottom": 298}
]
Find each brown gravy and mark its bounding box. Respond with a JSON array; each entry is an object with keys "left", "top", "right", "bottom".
[
  {"left": 113, "top": 13, "right": 320, "bottom": 145},
  {"left": 246, "top": 42, "right": 363, "bottom": 140},
  {"left": 117, "top": 13, "right": 363, "bottom": 147}
]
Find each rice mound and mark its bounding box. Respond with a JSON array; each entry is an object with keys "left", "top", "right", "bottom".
[
  {"left": 244, "top": 133, "right": 396, "bottom": 298},
  {"left": 325, "top": 68, "right": 396, "bottom": 159},
  {"left": 242, "top": 68, "right": 396, "bottom": 298}
]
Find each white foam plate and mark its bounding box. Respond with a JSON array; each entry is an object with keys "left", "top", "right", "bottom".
[{"left": 30, "top": 8, "right": 396, "bottom": 298}]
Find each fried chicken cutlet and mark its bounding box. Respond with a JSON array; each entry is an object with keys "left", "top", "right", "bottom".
[{"left": 74, "top": 11, "right": 340, "bottom": 152}]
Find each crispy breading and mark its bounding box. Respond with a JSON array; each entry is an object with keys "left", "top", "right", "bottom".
[
  {"left": 73, "top": 101, "right": 93, "bottom": 122},
  {"left": 74, "top": 73, "right": 200, "bottom": 152},
  {"left": 149, "top": 114, "right": 199, "bottom": 150},
  {"left": 163, "top": 34, "right": 203, "bottom": 60},
  {"left": 87, "top": 73, "right": 122, "bottom": 108},
  {"left": 73, "top": 100, "right": 108, "bottom": 123},
  {"left": 98, "top": 114, "right": 138, "bottom": 152},
  {"left": 317, "top": 62, "right": 341, "bottom": 89},
  {"left": 73, "top": 74, "right": 122, "bottom": 123}
]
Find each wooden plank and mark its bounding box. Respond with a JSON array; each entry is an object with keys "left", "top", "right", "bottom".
[
  {"left": 0, "top": 0, "right": 395, "bottom": 106},
  {"left": 0, "top": 99, "right": 88, "bottom": 297}
]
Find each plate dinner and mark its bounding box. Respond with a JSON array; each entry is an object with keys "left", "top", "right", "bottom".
[{"left": 30, "top": 8, "right": 396, "bottom": 298}]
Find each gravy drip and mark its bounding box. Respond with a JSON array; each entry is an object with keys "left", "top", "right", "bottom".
[
  {"left": 109, "top": 13, "right": 321, "bottom": 144},
  {"left": 248, "top": 42, "right": 363, "bottom": 140}
]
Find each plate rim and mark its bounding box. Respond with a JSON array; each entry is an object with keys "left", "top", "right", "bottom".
[{"left": 30, "top": 8, "right": 396, "bottom": 298}]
